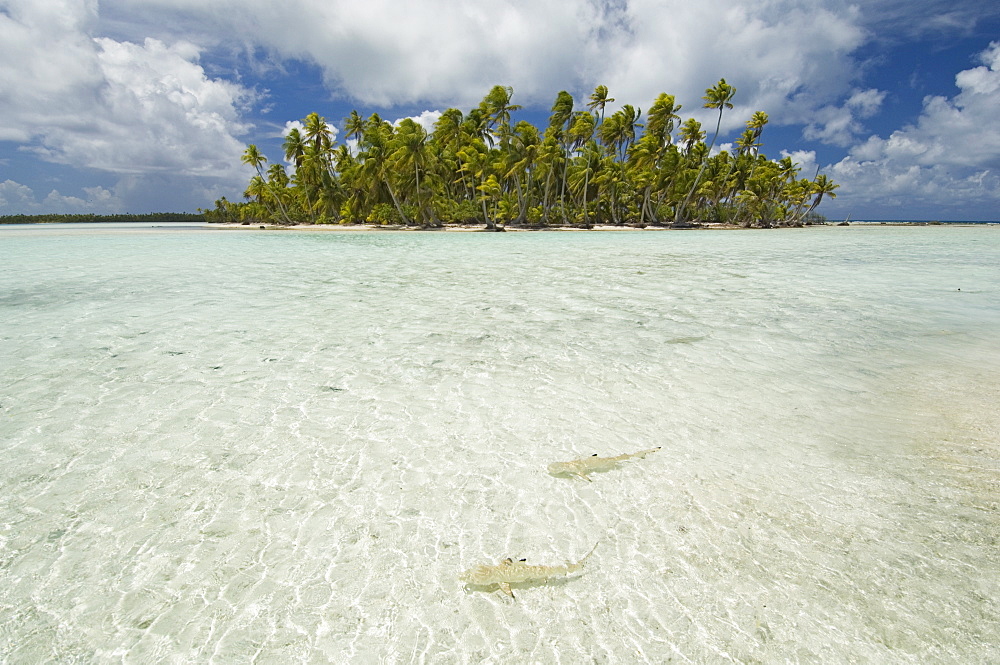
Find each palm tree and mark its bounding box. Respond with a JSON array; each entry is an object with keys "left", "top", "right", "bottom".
[
  {"left": 283, "top": 128, "right": 314, "bottom": 222},
  {"left": 567, "top": 140, "right": 602, "bottom": 225},
  {"left": 283, "top": 128, "right": 306, "bottom": 167},
  {"left": 618, "top": 104, "right": 643, "bottom": 161},
  {"left": 391, "top": 118, "right": 435, "bottom": 226},
  {"left": 241, "top": 144, "right": 267, "bottom": 180},
  {"left": 747, "top": 111, "right": 768, "bottom": 154},
  {"left": 677, "top": 118, "right": 705, "bottom": 154},
  {"left": 586, "top": 84, "right": 615, "bottom": 125},
  {"left": 241, "top": 144, "right": 292, "bottom": 224},
  {"left": 566, "top": 112, "right": 599, "bottom": 224},
  {"left": 645, "top": 93, "right": 682, "bottom": 147},
  {"left": 547, "top": 90, "right": 575, "bottom": 133},
  {"left": 304, "top": 112, "right": 334, "bottom": 153},
  {"left": 703, "top": 79, "right": 737, "bottom": 152},
  {"left": 503, "top": 120, "right": 541, "bottom": 225},
  {"left": 480, "top": 85, "right": 522, "bottom": 147},
  {"left": 456, "top": 141, "right": 495, "bottom": 228},
  {"left": 807, "top": 174, "right": 839, "bottom": 214},
  {"left": 536, "top": 135, "right": 564, "bottom": 225},
  {"left": 593, "top": 156, "right": 629, "bottom": 224},
  {"left": 344, "top": 110, "right": 365, "bottom": 143},
  {"left": 358, "top": 116, "right": 411, "bottom": 225},
  {"left": 229, "top": 82, "right": 837, "bottom": 231},
  {"left": 675, "top": 78, "right": 736, "bottom": 225}
]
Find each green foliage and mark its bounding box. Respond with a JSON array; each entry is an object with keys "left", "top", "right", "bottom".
[
  {"left": 1, "top": 212, "right": 206, "bottom": 224},
  {"left": 435, "top": 199, "right": 482, "bottom": 225},
  {"left": 367, "top": 203, "right": 403, "bottom": 225},
  {"left": 224, "top": 81, "right": 838, "bottom": 230}
]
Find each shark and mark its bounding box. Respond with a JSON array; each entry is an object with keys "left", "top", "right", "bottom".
[
  {"left": 547, "top": 446, "right": 661, "bottom": 481},
  {"left": 459, "top": 542, "right": 599, "bottom": 598}
]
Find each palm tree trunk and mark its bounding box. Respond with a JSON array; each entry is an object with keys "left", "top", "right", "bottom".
[
  {"left": 385, "top": 180, "right": 411, "bottom": 225},
  {"left": 675, "top": 107, "right": 724, "bottom": 226}
]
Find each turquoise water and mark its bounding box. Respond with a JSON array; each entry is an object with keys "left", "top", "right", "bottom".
[{"left": 1, "top": 224, "right": 998, "bottom": 662}]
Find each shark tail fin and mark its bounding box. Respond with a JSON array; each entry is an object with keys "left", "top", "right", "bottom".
[{"left": 577, "top": 540, "right": 600, "bottom": 567}]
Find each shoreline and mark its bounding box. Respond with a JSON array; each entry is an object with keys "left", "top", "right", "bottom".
[{"left": 209, "top": 221, "right": 995, "bottom": 232}]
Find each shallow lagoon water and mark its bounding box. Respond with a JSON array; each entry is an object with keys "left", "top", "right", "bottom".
[{"left": 1, "top": 223, "right": 998, "bottom": 662}]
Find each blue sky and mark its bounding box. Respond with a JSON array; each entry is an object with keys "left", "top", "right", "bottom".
[{"left": 1, "top": 0, "right": 999, "bottom": 221}]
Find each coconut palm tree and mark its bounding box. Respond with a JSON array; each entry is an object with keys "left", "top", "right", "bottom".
[
  {"left": 586, "top": 84, "right": 615, "bottom": 125},
  {"left": 677, "top": 118, "right": 705, "bottom": 154},
  {"left": 344, "top": 110, "right": 365, "bottom": 143},
  {"left": 241, "top": 144, "right": 293, "bottom": 224},
  {"left": 391, "top": 118, "right": 435, "bottom": 226},
  {"left": 675, "top": 78, "right": 736, "bottom": 225},
  {"left": 358, "top": 116, "right": 411, "bottom": 225},
  {"left": 645, "top": 93, "right": 682, "bottom": 148},
  {"left": 228, "top": 82, "right": 837, "bottom": 231},
  {"left": 808, "top": 174, "right": 839, "bottom": 214},
  {"left": 480, "top": 85, "right": 522, "bottom": 146},
  {"left": 503, "top": 120, "right": 541, "bottom": 225}
]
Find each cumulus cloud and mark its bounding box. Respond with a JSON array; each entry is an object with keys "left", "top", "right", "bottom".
[
  {"left": 824, "top": 43, "right": 1000, "bottom": 219},
  {"left": 781, "top": 150, "right": 819, "bottom": 179},
  {"left": 4, "top": 0, "right": 996, "bottom": 217},
  {"left": 0, "top": 0, "right": 253, "bottom": 181},
  {"left": 107, "top": 0, "right": 867, "bottom": 131},
  {"left": 598, "top": 1, "right": 866, "bottom": 130},
  {"left": 0, "top": 180, "right": 40, "bottom": 210},
  {"left": 394, "top": 111, "right": 443, "bottom": 133},
  {"left": 803, "top": 88, "right": 887, "bottom": 146},
  {"left": 282, "top": 120, "right": 306, "bottom": 137},
  {"left": 0, "top": 179, "right": 123, "bottom": 213}
]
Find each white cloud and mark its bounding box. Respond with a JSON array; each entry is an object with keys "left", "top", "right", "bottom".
[
  {"left": 282, "top": 120, "right": 305, "bottom": 137},
  {"left": 780, "top": 150, "right": 819, "bottom": 179},
  {"left": 597, "top": 2, "right": 866, "bottom": 130},
  {"left": 859, "top": 1, "right": 1000, "bottom": 41},
  {"left": 0, "top": 179, "right": 124, "bottom": 213},
  {"left": 823, "top": 43, "right": 1000, "bottom": 219},
  {"left": 0, "top": 0, "right": 253, "bottom": 182},
  {"left": 847, "top": 89, "right": 887, "bottom": 118},
  {"left": 802, "top": 88, "right": 887, "bottom": 146},
  {"left": 394, "top": 111, "right": 443, "bottom": 133},
  {"left": 4, "top": 1, "right": 996, "bottom": 219},
  {"left": 0, "top": 180, "right": 39, "bottom": 209},
  {"left": 106, "top": 0, "right": 867, "bottom": 132}
]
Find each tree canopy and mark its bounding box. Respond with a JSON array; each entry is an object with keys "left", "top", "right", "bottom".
[{"left": 208, "top": 81, "right": 838, "bottom": 229}]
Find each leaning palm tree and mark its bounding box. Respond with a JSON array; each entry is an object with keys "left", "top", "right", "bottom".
[
  {"left": 241, "top": 144, "right": 292, "bottom": 224},
  {"left": 807, "top": 174, "right": 839, "bottom": 214},
  {"left": 390, "top": 118, "right": 435, "bottom": 226},
  {"left": 344, "top": 110, "right": 365, "bottom": 143},
  {"left": 503, "top": 120, "right": 541, "bottom": 225},
  {"left": 480, "top": 85, "right": 522, "bottom": 147},
  {"left": 586, "top": 84, "right": 615, "bottom": 125},
  {"left": 225, "top": 82, "right": 839, "bottom": 231},
  {"left": 677, "top": 118, "right": 705, "bottom": 155},
  {"left": 675, "top": 78, "right": 736, "bottom": 225},
  {"left": 618, "top": 104, "right": 643, "bottom": 161},
  {"left": 645, "top": 93, "right": 682, "bottom": 148}
]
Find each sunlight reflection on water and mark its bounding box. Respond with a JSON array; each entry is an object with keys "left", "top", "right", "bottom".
[{"left": 1, "top": 224, "right": 998, "bottom": 662}]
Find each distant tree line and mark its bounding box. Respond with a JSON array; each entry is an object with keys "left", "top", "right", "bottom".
[
  {"left": 209, "top": 79, "right": 838, "bottom": 229},
  {"left": 0, "top": 213, "right": 206, "bottom": 224}
]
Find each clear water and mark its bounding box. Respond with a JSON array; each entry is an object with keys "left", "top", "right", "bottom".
[{"left": 1, "top": 224, "right": 998, "bottom": 663}]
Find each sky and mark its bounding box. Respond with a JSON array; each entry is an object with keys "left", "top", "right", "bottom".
[{"left": 1, "top": 0, "right": 999, "bottom": 221}]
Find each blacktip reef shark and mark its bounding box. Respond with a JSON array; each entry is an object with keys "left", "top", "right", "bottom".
[
  {"left": 547, "top": 446, "right": 662, "bottom": 481},
  {"left": 459, "top": 542, "right": 599, "bottom": 598}
]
